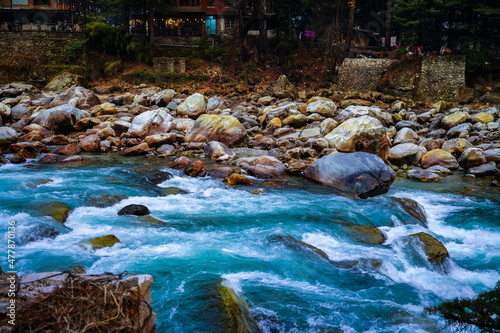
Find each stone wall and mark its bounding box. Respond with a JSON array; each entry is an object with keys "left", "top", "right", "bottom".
[
  {"left": 419, "top": 56, "right": 465, "bottom": 101},
  {"left": 338, "top": 56, "right": 466, "bottom": 102},
  {"left": 338, "top": 58, "right": 393, "bottom": 93},
  {"left": 0, "top": 31, "right": 86, "bottom": 84}
]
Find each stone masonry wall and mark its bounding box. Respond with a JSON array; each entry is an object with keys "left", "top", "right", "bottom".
[
  {"left": 338, "top": 56, "right": 466, "bottom": 101},
  {"left": 0, "top": 31, "right": 86, "bottom": 84},
  {"left": 419, "top": 56, "right": 465, "bottom": 101},
  {"left": 338, "top": 58, "right": 393, "bottom": 93}
]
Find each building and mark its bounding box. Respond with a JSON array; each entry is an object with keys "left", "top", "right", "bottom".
[
  {"left": 130, "top": 0, "right": 273, "bottom": 39},
  {"left": 0, "top": 0, "right": 80, "bottom": 30}
]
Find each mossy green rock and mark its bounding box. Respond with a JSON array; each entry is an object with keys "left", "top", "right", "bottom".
[
  {"left": 219, "top": 283, "right": 262, "bottom": 333},
  {"left": 409, "top": 232, "right": 449, "bottom": 265},
  {"left": 40, "top": 202, "right": 71, "bottom": 223},
  {"left": 86, "top": 234, "right": 120, "bottom": 250},
  {"left": 344, "top": 225, "right": 386, "bottom": 245}
]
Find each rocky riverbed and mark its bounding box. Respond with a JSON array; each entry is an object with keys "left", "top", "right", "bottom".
[
  {"left": 0, "top": 76, "right": 498, "bottom": 194},
  {"left": 0, "top": 76, "right": 499, "bottom": 331}
]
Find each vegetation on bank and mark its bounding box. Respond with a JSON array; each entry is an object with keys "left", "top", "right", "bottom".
[{"left": 425, "top": 281, "right": 500, "bottom": 333}]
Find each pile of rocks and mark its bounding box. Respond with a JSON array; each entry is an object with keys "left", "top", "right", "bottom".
[{"left": 0, "top": 77, "right": 499, "bottom": 197}]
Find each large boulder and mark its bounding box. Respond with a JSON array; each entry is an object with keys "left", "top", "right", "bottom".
[
  {"left": 393, "top": 127, "right": 419, "bottom": 144},
  {"left": 306, "top": 99, "right": 337, "bottom": 118},
  {"left": 127, "top": 109, "right": 175, "bottom": 137},
  {"left": 176, "top": 93, "right": 208, "bottom": 118},
  {"left": 303, "top": 152, "right": 396, "bottom": 198},
  {"left": 408, "top": 232, "right": 449, "bottom": 265},
  {"left": 420, "top": 149, "right": 459, "bottom": 170},
  {"left": 471, "top": 112, "right": 495, "bottom": 124},
  {"left": 185, "top": 114, "right": 247, "bottom": 147},
  {"left": 152, "top": 89, "right": 176, "bottom": 106},
  {"left": 11, "top": 105, "right": 31, "bottom": 120},
  {"left": 484, "top": 148, "right": 500, "bottom": 163},
  {"left": 0, "top": 126, "right": 18, "bottom": 146},
  {"left": 335, "top": 105, "right": 392, "bottom": 125},
  {"left": 79, "top": 134, "right": 101, "bottom": 152},
  {"left": 324, "top": 115, "right": 391, "bottom": 160},
  {"left": 235, "top": 155, "right": 287, "bottom": 178},
  {"left": 31, "top": 105, "right": 86, "bottom": 134},
  {"left": 0, "top": 103, "right": 11, "bottom": 119},
  {"left": 389, "top": 143, "right": 426, "bottom": 165},
  {"left": 49, "top": 86, "right": 100, "bottom": 109},
  {"left": 458, "top": 148, "right": 487, "bottom": 169},
  {"left": 44, "top": 72, "right": 83, "bottom": 92},
  {"left": 203, "top": 141, "right": 235, "bottom": 161},
  {"left": 272, "top": 75, "right": 298, "bottom": 99},
  {"left": 441, "top": 111, "right": 468, "bottom": 129}
]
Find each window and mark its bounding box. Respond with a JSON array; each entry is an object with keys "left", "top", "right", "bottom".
[
  {"left": 226, "top": 18, "right": 235, "bottom": 29},
  {"left": 225, "top": 0, "right": 235, "bottom": 8},
  {"left": 34, "top": 0, "right": 51, "bottom": 4},
  {"left": 179, "top": 0, "right": 199, "bottom": 6},
  {"left": 12, "top": 0, "right": 29, "bottom": 5},
  {"left": 207, "top": 0, "right": 215, "bottom": 7}
]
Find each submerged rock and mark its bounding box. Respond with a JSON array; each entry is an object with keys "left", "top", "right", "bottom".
[
  {"left": 144, "top": 170, "right": 173, "bottom": 184},
  {"left": 344, "top": 224, "right": 386, "bottom": 245},
  {"left": 391, "top": 197, "right": 427, "bottom": 225},
  {"left": 85, "top": 234, "right": 120, "bottom": 250},
  {"left": 39, "top": 202, "right": 71, "bottom": 223},
  {"left": 408, "top": 232, "right": 449, "bottom": 265},
  {"left": 219, "top": 282, "right": 262, "bottom": 333},
  {"left": 118, "top": 204, "right": 150, "bottom": 216},
  {"left": 303, "top": 152, "right": 395, "bottom": 198},
  {"left": 269, "top": 235, "right": 329, "bottom": 260}
]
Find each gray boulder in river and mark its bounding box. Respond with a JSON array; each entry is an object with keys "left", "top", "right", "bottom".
[{"left": 303, "top": 152, "right": 396, "bottom": 198}]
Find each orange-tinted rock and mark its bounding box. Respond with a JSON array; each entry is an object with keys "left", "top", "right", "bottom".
[
  {"left": 121, "top": 143, "right": 150, "bottom": 156},
  {"left": 420, "top": 149, "right": 459, "bottom": 170},
  {"left": 171, "top": 156, "right": 191, "bottom": 169},
  {"left": 80, "top": 134, "right": 101, "bottom": 152},
  {"left": 184, "top": 160, "right": 206, "bottom": 177},
  {"left": 54, "top": 143, "right": 81, "bottom": 155},
  {"left": 224, "top": 173, "right": 254, "bottom": 186}
]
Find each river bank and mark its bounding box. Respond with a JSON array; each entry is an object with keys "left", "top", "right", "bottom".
[{"left": 0, "top": 77, "right": 499, "bottom": 332}]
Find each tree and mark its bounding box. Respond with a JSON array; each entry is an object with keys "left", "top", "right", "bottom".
[{"left": 425, "top": 281, "right": 500, "bottom": 333}]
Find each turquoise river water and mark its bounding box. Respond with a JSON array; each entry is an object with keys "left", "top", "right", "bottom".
[{"left": 1, "top": 153, "right": 499, "bottom": 332}]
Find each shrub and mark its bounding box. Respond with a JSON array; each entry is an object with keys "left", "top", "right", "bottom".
[
  {"left": 86, "top": 22, "right": 147, "bottom": 62},
  {"left": 425, "top": 281, "right": 500, "bottom": 332}
]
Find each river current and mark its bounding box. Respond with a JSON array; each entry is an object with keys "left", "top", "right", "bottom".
[{"left": 1, "top": 153, "right": 499, "bottom": 332}]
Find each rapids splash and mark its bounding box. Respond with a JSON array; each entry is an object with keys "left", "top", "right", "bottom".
[{"left": 1, "top": 154, "right": 499, "bottom": 333}]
